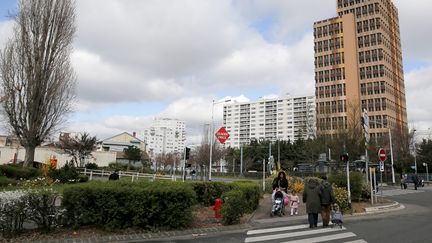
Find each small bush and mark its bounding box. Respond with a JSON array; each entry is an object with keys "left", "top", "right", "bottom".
[
  {"left": 0, "top": 165, "right": 40, "bottom": 180},
  {"left": 231, "top": 182, "right": 261, "bottom": 214},
  {"left": 48, "top": 164, "right": 80, "bottom": 183},
  {"left": 328, "top": 172, "right": 364, "bottom": 201},
  {"left": 0, "top": 190, "right": 27, "bottom": 238},
  {"left": 0, "top": 176, "right": 18, "bottom": 187},
  {"left": 333, "top": 185, "right": 349, "bottom": 213},
  {"left": 190, "top": 181, "right": 233, "bottom": 206},
  {"left": 25, "top": 188, "right": 63, "bottom": 232},
  {"left": 85, "top": 163, "right": 98, "bottom": 170},
  {"left": 221, "top": 189, "right": 245, "bottom": 225},
  {"left": 108, "top": 162, "right": 127, "bottom": 171}
]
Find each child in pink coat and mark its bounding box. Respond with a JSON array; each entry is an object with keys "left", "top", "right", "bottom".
[{"left": 290, "top": 192, "right": 300, "bottom": 215}]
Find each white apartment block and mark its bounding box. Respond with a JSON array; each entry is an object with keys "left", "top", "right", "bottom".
[
  {"left": 142, "top": 118, "right": 186, "bottom": 157},
  {"left": 223, "top": 95, "right": 316, "bottom": 148}
]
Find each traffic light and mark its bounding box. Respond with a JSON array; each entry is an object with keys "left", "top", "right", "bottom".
[
  {"left": 340, "top": 153, "right": 349, "bottom": 162},
  {"left": 185, "top": 147, "right": 191, "bottom": 160}
]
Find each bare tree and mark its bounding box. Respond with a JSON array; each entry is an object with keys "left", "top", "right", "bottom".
[{"left": 0, "top": 0, "right": 76, "bottom": 167}]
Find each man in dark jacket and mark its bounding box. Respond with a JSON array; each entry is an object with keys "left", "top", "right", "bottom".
[
  {"left": 303, "top": 178, "right": 321, "bottom": 228},
  {"left": 319, "top": 175, "right": 335, "bottom": 227},
  {"left": 109, "top": 170, "right": 120, "bottom": 180}
]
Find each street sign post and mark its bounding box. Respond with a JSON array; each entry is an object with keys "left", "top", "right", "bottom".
[
  {"left": 215, "top": 127, "right": 230, "bottom": 144},
  {"left": 378, "top": 148, "right": 386, "bottom": 202}
]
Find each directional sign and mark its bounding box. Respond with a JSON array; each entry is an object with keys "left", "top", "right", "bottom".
[
  {"left": 215, "top": 127, "right": 230, "bottom": 144},
  {"left": 378, "top": 148, "right": 386, "bottom": 162}
]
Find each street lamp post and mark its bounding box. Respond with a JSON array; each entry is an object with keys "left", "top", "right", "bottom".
[
  {"left": 209, "top": 99, "right": 230, "bottom": 181},
  {"left": 413, "top": 129, "right": 417, "bottom": 174},
  {"left": 423, "top": 163, "right": 429, "bottom": 181}
]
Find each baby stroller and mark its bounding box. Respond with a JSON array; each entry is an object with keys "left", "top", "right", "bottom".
[
  {"left": 331, "top": 204, "right": 343, "bottom": 228},
  {"left": 270, "top": 189, "right": 286, "bottom": 217}
]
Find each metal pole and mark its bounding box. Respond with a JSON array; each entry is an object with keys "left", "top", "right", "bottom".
[
  {"left": 365, "top": 148, "right": 369, "bottom": 184},
  {"left": 427, "top": 164, "right": 429, "bottom": 181},
  {"left": 380, "top": 170, "right": 383, "bottom": 202},
  {"left": 262, "top": 159, "right": 265, "bottom": 192},
  {"left": 373, "top": 168, "right": 377, "bottom": 203},
  {"left": 240, "top": 144, "right": 243, "bottom": 176},
  {"left": 328, "top": 148, "right": 331, "bottom": 161},
  {"left": 413, "top": 129, "right": 417, "bottom": 174},
  {"left": 370, "top": 168, "right": 374, "bottom": 205},
  {"left": 389, "top": 128, "right": 395, "bottom": 184},
  {"left": 278, "top": 141, "right": 281, "bottom": 171},
  {"left": 209, "top": 100, "right": 214, "bottom": 181},
  {"left": 347, "top": 160, "right": 351, "bottom": 207},
  {"left": 182, "top": 147, "right": 186, "bottom": 182}
]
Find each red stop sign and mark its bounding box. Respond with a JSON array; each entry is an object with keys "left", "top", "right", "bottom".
[
  {"left": 378, "top": 148, "right": 386, "bottom": 161},
  {"left": 215, "top": 127, "right": 230, "bottom": 144}
]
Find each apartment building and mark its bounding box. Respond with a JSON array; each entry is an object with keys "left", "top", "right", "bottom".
[
  {"left": 223, "top": 96, "right": 316, "bottom": 148},
  {"left": 314, "top": 0, "right": 407, "bottom": 139},
  {"left": 142, "top": 118, "right": 186, "bottom": 157}
]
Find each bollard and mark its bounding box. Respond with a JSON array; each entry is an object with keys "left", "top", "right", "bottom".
[
  {"left": 212, "top": 198, "right": 222, "bottom": 220},
  {"left": 89, "top": 170, "right": 93, "bottom": 181}
]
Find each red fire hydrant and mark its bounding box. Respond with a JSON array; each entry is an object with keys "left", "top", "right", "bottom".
[{"left": 212, "top": 198, "right": 222, "bottom": 220}]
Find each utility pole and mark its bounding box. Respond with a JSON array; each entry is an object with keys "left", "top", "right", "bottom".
[
  {"left": 389, "top": 128, "right": 395, "bottom": 184},
  {"left": 362, "top": 109, "right": 370, "bottom": 184},
  {"left": 240, "top": 144, "right": 243, "bottom": 176}
]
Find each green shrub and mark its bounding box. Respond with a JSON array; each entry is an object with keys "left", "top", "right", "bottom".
[
  {"left": 0, "top": 165, "right": 40, "bottom": 180},
  {"left": 0, "top": 176, "right": 18, "bottom": 187},
  {"left": 62, "top": 181, "right": 196, "bottom": 230},
  {"left": 0, "top": 190, "right": 27, "bottom": 238},
  {"left": 85, "top": 163, "right": 98, "bottom": 170},
  {"left": 190, "top": 181, "right": 233, "bottom": 206},
  {"left": 48, "top": 164, "right": 80, "bottom": 183},
  {"left": 221, "top": 189, "right": 245, "bottom": 225},
  {"left": 333, "top": 185, "right": 349, "bottom": 213},
  {"left": 328, "top": 172, "right": 364, "bottom": 201},
  {"left": 231, "top": 182, "right": 261, "bottom": 213},
  {"left": 25, "top": 188, "right": 63, "bottom": 232}
]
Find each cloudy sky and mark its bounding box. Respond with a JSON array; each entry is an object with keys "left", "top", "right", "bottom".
[{"left": 0, "top": 0, "right": 431, "bottom": 144}]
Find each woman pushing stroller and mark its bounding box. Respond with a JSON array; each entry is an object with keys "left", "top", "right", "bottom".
[{"left": 271, "top": 171, "right": 289, "bottom": 216}]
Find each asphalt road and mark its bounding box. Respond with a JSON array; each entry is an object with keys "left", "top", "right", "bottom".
[
  {"left": 348, "top": 187, "right": 432, "bottom": 243},
  {"left": 136, "top": 186, "right": 432, "bottom": 243}
]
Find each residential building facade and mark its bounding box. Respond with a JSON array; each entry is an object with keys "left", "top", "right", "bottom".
[
  {"left": 223, "top": 95, "right": 316, "bottom": 148},
  {"left": 142, "top": 118, "right": 186, "bottom": 157},
  {"left": 314, "top": 0, "right": 407, "bottom": 139}
]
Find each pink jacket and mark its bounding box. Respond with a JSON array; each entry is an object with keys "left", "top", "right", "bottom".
[{"left": 290, "top": 195, "right": 300, "bottom": 208}]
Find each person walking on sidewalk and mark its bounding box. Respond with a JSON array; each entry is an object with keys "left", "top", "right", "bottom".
[
  {"left": 303, "top": 178, "right": 321, "bottom": 228},
  {"left": 319, "top": 175, "right": 335, "bottom": 227}
]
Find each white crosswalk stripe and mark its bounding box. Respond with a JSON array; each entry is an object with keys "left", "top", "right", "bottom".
[
  {"left": 380, "top": 189, "right": 424, "bottom": 197},
  {"left": 244, "top": 223, "right": 367, "bottom": 243}
]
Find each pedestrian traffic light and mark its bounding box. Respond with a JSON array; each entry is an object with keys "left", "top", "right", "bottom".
[
  {"left": 340, "top": 154, "right": 349, "bottom": 162},
  {"left": 185, "top": 147, "right": 191, "bottom": 160}
]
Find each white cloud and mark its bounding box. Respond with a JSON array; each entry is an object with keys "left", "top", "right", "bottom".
[{"left": 405, "top": 65, "right": 432, "bottom": 129}]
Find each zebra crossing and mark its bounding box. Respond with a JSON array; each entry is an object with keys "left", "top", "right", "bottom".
[
  {"left": 244, "top": 223, "right": 367, "bottom": 243},
  {"left": 380, "top": 188, "right": 424, "bottom": 197}
]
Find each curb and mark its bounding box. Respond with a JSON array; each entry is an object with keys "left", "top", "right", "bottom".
[{"left": 354, "top": 201, "right": 405, "bottom": 215}]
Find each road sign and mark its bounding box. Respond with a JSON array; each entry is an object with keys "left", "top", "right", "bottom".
[
  {"left": 379, "top": 161, "right": 384, "bottom": 172},
  {"left": 378, "top": 148, "right": 386, "bottom": 161},
  {"left": 215, "top": 127, "right": 230, "bottom": 144}
]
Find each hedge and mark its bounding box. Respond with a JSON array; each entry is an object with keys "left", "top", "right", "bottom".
[
  {"left": 0, "top": 165, "right": 40, "bottom": 180},
  {"left": 62, "top": 181, "right": 196, "bottom": 230}
]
